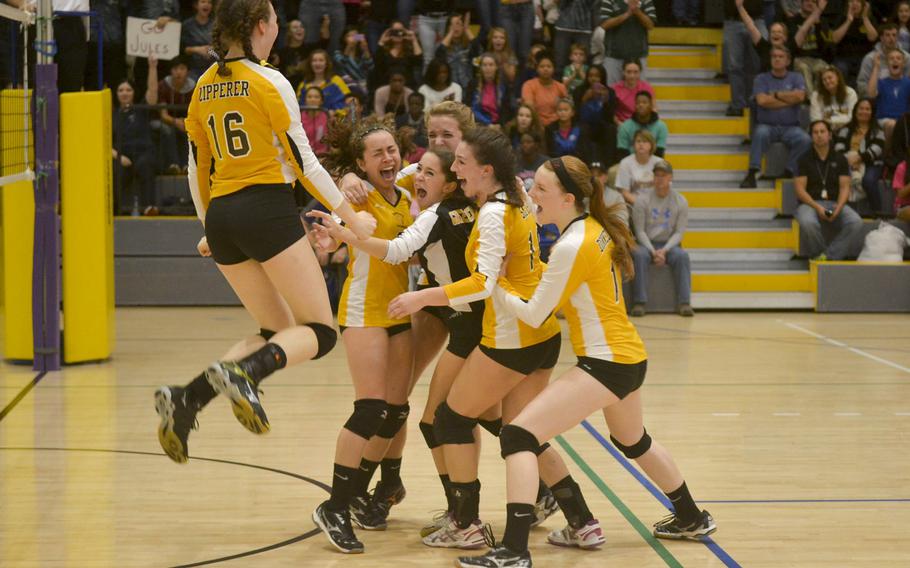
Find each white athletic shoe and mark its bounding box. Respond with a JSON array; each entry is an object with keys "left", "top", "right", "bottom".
[
  {"left": 419, "top": 510, "right": 452, "bottom": 538},
  {"left": 530, "top": 488, "right": 559, "bottom": 528},
  {"left": 546, "top": 519, "right": 605, "bottom": 549},
  {"left": 421, "top": 517, "right": 486, "bottom": 549}
]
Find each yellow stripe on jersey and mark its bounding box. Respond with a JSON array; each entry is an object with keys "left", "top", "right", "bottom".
[
  {"left": 444, "top": 193, "right": 559, "bottom": 349},
  {"left": 185, "top": 59, "right": 343, "bottom": 222},
  {"left": 494, "top": 215, "right": 647, "bottom": 364},
  {"left": 337, "top": 181, "right": 414, "bottom": 328}
]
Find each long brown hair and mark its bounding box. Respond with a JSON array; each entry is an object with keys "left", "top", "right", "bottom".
[
  {"left": 323, "top": 114, "right": 397, "bottom": 179},
  {"left": 424, "top": 148, "right": 474, "bottom": 209},
  {"left": 303, "top": 49, "right": 335, "bottom": 83},
  {"left": 817, "top": 66, "right": 848, "bottom": 107},
  {"left": 212, "top": 0, "right": 272, "bottom": 77},
  {"left": 462, "top": 128, "right": 522, "bottom": 207},
  {"left": 543, "top": 156, "right": 635, "bottom": 279}
]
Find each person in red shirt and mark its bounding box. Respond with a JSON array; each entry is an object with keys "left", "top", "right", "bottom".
[{"left": 611, "top": 59, "right": 655, "bottom": 123}]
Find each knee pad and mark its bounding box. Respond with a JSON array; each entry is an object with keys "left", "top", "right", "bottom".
[
  {"left": 610, "top": 428, "right": 652, "bottom": 460},
  {"left": 259, "top": 328, "right": 277, "bottom": 341},
  {"left": 377, "top": 403, "right": 410, "bottom": 438},
  {"left": 343, "top": 398, "right": 388, "bottom": 440},
  {"left": 306, "top": 322, "right": 337, "bottom": 359},
  {"left": 478, "top": 417, "right": 503, "bottom": 437},
  {"left": 537, "top": 442, "right": 551, "bottom": 455},
  {"left": 433, "top": 402, "right": 478, "bottom": 445},
  {"left": 419, "top": 421, "right": 439, "bottom": 449},
  {"left": 500, "top": 424, "right": 541, "bottom": 458}
]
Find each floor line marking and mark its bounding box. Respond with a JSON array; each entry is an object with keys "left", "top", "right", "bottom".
[
  {"left": 782, "top": 321, "right": 910, "bottom": 374},
  {"left": 712, "top": 413, "right": 740, "bottom": 417},
  {"left": 773, "top": 412, "right": 801, "bottom": 416},
  {"left": 0, "top": 372, "right": 47, "bottom": 422}
]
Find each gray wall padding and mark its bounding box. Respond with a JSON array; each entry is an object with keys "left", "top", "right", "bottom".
[{"left": 816, "top": 264, "right": 910, "bottom": 312}]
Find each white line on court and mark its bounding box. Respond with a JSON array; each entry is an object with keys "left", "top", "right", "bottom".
[
  {"left": 711, "top": 412, "right": 740, "bottom": 417},
  {"left": 833, "top": 412, "right": 862, "bottom": 416},
  {"left": 780, "top": 321, "right": 910, "bottom": 374},
  {"left": 773, "top": 412, "right": 801, "bottom": 416},
  {"left": 896, "top": 412, "right": 910, "bottom": 416}
]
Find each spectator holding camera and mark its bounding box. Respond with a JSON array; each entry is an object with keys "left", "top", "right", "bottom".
[
  {"left": 334, "top": 28, "right": 374, "bottom": 97},
  {"left": 373, "top": 21, "right": 424, "bottom": 89}
]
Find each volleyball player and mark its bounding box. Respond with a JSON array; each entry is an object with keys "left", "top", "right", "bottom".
[
  {"left": 458, "top": 157, "right": 716, "bottom": 567},
  {"left": 387, "top": 130, "right": 602, "bottom": 550},
  {"left": 154, "top": 0, "right": 374, "bottom": 464}
]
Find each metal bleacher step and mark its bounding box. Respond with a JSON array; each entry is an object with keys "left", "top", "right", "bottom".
[
  {"left": 672, "top": 169, "right": 754, "bottom": 184},
  {"left": 692, "top": 270, "right": 811, "bottom": 293},
  {"left": 659, "top": 100, "right": 728, "bottom": 114},
  {"left": 688, "top": 248, "right": 797, "bottom": 262},
  {"left": 683, "top": 218, "right": 796, "bottom": 250},
  {"left": 663, "top": 115, "right": 747, "bottom": 135},
  {"left": 693, "top": 259, "right": 808, "bottom": 272},
  {"left": 646, "top": 68, "right": 717, "bottom": 80},
  {"left": 668, "top": 148, "right": 749, "bottom": 170},
  {"left": 691, "top": 291, "right": 815, "bottom": 309},
  {"left": 667, "top": 134, "right": 745, "bottom": 150},
  {"left": 688, "top": 207, "right": 778, "bottom": 221},
  {"left": 649, "top": 28, "right": 723, "bottom": 46}
]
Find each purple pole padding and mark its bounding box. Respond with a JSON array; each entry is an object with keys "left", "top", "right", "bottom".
[{"left": 31, "top": 63, "right": 60, "bottom": 371}]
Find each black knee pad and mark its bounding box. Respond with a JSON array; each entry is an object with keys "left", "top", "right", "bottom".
[
  {"left": 610, "top": 428, "right": 652, "bottom": 459},
  {"left": 419, "top": 421, "right": 439, "bottom": 449},
  {"left": 259, "top": 328, "right": 277, "bottom": 341},
  {"left": 306, "top": 322, "right": 337, "bottom": 359},
  {"left": 478, "top": 418, "right": 503, "bottom": 437},
  {"left": 433, "top": 402, "right": 478, "bottom": 445},
  {"left": 499, "top": 424, "right": 541, "bottom": 458},
  {"left": 343, "top": 398, "right": 388, "bottom": 440},
  {"left": 377, "top": 403, "right": 410, "bottom": 438}
]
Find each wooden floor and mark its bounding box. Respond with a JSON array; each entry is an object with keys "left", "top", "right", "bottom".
[{"left": 1, "top": 308, "right": 909, "bottom": 567}]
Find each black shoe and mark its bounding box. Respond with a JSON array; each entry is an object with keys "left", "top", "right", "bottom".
[
  {"left": 653, "top": 510, "right": 717, "bottom": 541},
  {"left": 725, "top": 106, "right": 744, "bottom": 117},
  {"left": 350, "top": 494, "right": 388, "bottom": 530},
  {"left": 530, "top": 484, "right": 559, "bottom": 528},
  {"left": 371, "top": 479, "right": 407, "bottom": 520},
  {"left": 457, "top": 546, "right": 533, "bottom": 567},
  {"left": 205, "top": 361, "right": 270, "bottom": 434},
  {"left": 782, "top": 169, "right": 793, "bottom": 179},
  {"left": 739, "top": 171, "right": 757, "bottom": 189},
  {"left": 154, "top": 386, "right": 198, "bottom": 464},
  {"left": 313, "top": 501, "right": 364, "bottom": 553}
]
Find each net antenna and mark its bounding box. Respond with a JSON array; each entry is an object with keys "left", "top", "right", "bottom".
[{"left": 0, "top": 1, "right": 36, "bottom": 186}]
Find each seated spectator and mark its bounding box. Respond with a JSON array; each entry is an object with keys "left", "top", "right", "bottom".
[
  {"left": 809, "top": 66, "right": 858, "bottom": 131},
  {"left": 516, "top": 131, "right": 550, "bottom": 184},
  {"left": 741, "top": 46, "right": 811, "bottom": 188},
  {"left": 334, "top": 28, "right": 374, "bottom": 97},
  {"left": 297, "top": 49, "right": 350, "bottom": 112},
  {"left": 868, "top": 49, "right": 910, "bottom": 141},
  {"left": 181, "top": 0, "right": 214, "bottom": 81},
  {"left": 435, "top": 13, "right": 479, "bottom": 91},
  {"left": 737, "top": 0, "right": 797, "bottom": 75},
  {"left": 545, "top": 97, "right": 593, "bottom": 158},
  {"left": 574, "top": 64, "right": 618, "bottom": 166},
  {"left": 465, "top": 53, "right": 515, "bottom": 127},
  {"left": 505, "top": 103, "right": 546, "bottom": 148},
  {"left": 419, "top": 58, "right": 463, "bottom": 110},
  {"left": 521, "top": 52, "right": 568, "bottom": 126},
  {"left": 795, "top": 120, "right": 863, "bottom": 260},
  {"left": 611, "top": 59, "right": 655, "bottom": 124},
  {"left": 372, "top": 21, "right": 424, "bottom": 90},
  {"left": 830, "top": 0, "right": 878, "bottom": 85},
  {"left": 374, "top": 68, "right": 414, "bottom": 117},
  {"left": 112, "top": 73, "right": 157, "bottom": 215},
  {"left": 857, "top": 23, "right": 910, "bottom": 97},
  {"left": 893, "top": 157, "right": 910, "bottom": 220},
  {"left": 561, "top": 43, "right": 589, "bottom": 95},
  {"left": 597, "top": 0, "right": 656, "bottom": 85},
  {"left": 834, "top": 98, "right": 886, "bottom": 213},
  {"left": 889, "top": 111, "right": 910, "bottom": 167},
  {"left": 791, "top": 0, "right": 831, "bottom": 94},
  {"left": 484, "top": 26, "right": 519, "bottom": 84},
  {"left": 617, "top": 91, "right": 668, "bottom": 159},
  {"left": 896, "top": 1, "right": 910, "bottom": 52},
  {"left": 148, "top": 55, "right": 195, "bottom": 174},
  {"left": 398, "top": 125, "right": 426, "bottom": 164},
  {"left": 395, "top": 92, "right": 429, "bottom": 148},
  {"left": 301, "top": 87, "right": 330, "bottom": 156},
  {"left": 630, "top": 159, "right": 693, "bottom": 317},
  {"left": 616, "top": 129, "right": 662, "bottom": 204},
  {"left": 275, "top": 20, "right": 311, "bottom": 86},
  {"left": 517, "top": 43, "right": 548, "bottom": 87}
]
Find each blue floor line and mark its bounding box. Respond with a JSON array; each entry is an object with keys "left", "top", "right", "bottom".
[{"left": 580, "top": 419, "right": 742, "bottom": 568}]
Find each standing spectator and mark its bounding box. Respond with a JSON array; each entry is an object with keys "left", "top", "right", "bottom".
[
  {"left": 86, "top": 0, "right": 126, "bottom": 90},
  {"left": 54, "top": 0, "right": 89, "bottom": 93},
  {"left": 562, "top": 43, "right": 589, "bottom": 95},
  {"left": 809, "top": 66, "right": 858, "bottom": 131},
  {"left": 674, "top": 0, "right": 699, "bottom": 25},
  {"left": 856, "top": 23, "right": 910, "bottom": 97},
  {"left": 521, "top": 52, "right": 569, "bottom": 126},
  {"left": 545, "top": 97, "right": 592, "bottom": 158},
  {"left": 477, "top": 0, "right": 502, "bottom": 44},
  {"left": 574, "top": 64, "right": 618, "bottom": 166},
  {"left": 505, "top": 102, "right": 546, "bottom": 147},
  {"left": 301, "top": 86, "right": 330, "bottom": 155},
  {"left": 553, "top": 0, "right": 598, "bottom": 71},
  {"left": 485, "top": 26, "right": 519, "bottom": 83},
  {"left": 465, "top": 53, "right": 516, "bottom": 126},
  {"left": 299, "top": 0, "right": 346, "bottom": 53},
  {"left": 868, "top": 49, "right": 910, "bottom": 141},
  {"left": 778, "top": 0, "right": 802, "bottom": 21},
  {"left": 372, "top": 21, "right": 424, "bottom": 89},
  {"left": 792, "top": 0, "right": 831, "bottom": 94},
  {"left": 896, "top": 1, "right": 910, "bottom": 52},
  {"left": 334, "top": 28, "right": 374, "bottom": 98},
  {"left": 736, "top": 0, "right": 796, "bottom": 74},
  {"left": 611, "top": 59, "right": 654, "bottom": 123},
  {"left": 365, "top": 0, "right": 397, "bottom": 55},
  {"left": 892, "top": 157, "right": 910, "bottom": 220},
  {"left": 297, "top": 49, "right": 351, "bottom": 112},
  {"left": 395, "top": 92, "right": 429, "bottom": 148},
  {"left": 419, "top": 58, "right": 464, "bottom": 108},
  {"left": 148, "top": 55, "right": 195, "bottom": 174},
  {"left": 276, "top": 20, "right": 311, "bottom": 87},
  {"left": 741, "top": 46, "right": 811, "bottom": 188},
  {"left": 726, "top": 0, "right": 766, "bottom": 117},
  {"left": 435, "top": 13, "right": 479, "bottom": 91},
  {"left": 830, "top": 0, "right": 879, "bottom": 85},
  {"left": 617, "top": 91, "right": 667, "bottom": 159},
  {"left": 499, "top": 0, "right": 535, "bottom": 69},
  {"left": 374, "top": 68, "right": 415, "bottom": 117},
  {"left": 416, "top": 0, "right": 456, "bottom": 69},
  {"left": 616, "top": 129, "right": 661, "bottom": 204},
  {"left": 834, "top": 98, "right": 886, "bottom": 213},
  {"left": 181, "top": 0, "right": 214, "bottom": 80},
  {"left": 794, "top": 120, "right": 863, "bottom": 260},
  {"left": 630, "top": 160, "right": 693, "bottom": 317},
  {"left": 598, "top": 0, "right": 657, "bottom": 86}
]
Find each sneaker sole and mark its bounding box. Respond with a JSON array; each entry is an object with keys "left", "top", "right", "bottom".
[
  {"left": 312, "top": 508, "right": 364, "bottom": 554},
  {"left": 546, "top": 536, "right": 605, "bottom": 549},
  {"left": 422, "top": 534, "right": 486, "bottom": 549},
  {"left": 154, "top": 388, "right": 188, "bottom": 464},
  {"left": 205, "top": 364, "right": 270, "bottom": 435},
  {"left": 654, "top": 524, "right": 717, "bottom": 541}
]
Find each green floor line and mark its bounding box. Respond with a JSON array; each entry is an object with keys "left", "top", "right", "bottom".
[{"left": 555, "top": 434, "right": 683, "bottom": 568}]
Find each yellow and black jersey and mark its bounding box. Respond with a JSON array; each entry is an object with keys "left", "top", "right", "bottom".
[
  {"left": 494, "top": 214, "right": 647, "bottom": 364},
  {"left": 338, "top": 181, "right": 414, "bottom": 328},
  {"left": 185, "top": 58, "right": 343, "bottom": 221},
  {"left": 444, "top": 191, "right": 560, "bottom": 349},
  {"left": 395, "top": 162, "right": 418, "bottom": 194}
]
